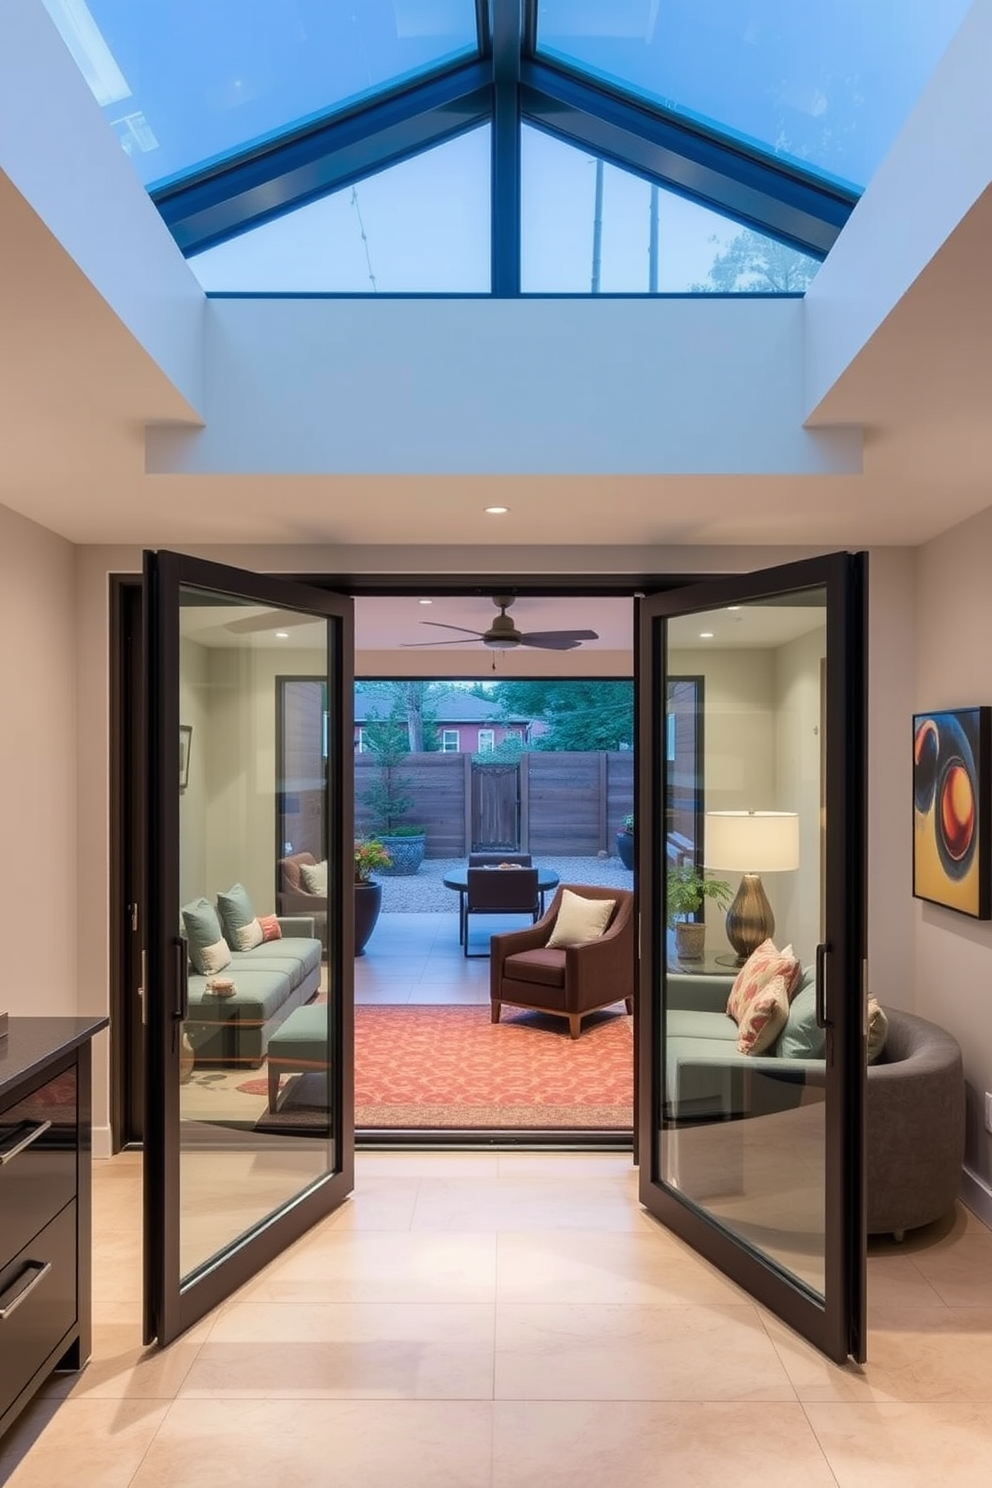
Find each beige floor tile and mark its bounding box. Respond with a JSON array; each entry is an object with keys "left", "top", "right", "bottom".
[
  {"left": 316, "top": 1178, "right": 421, "bottom": 1230},
  {"left": 39, "top": 1327, "right": 202, "bottom": 1401},
  {"left": 492, "top": 1400, "right": 837, "bottom": 1487},
  {"left": 495, "top": 1301, "right": 796, "bottom": 1401},
  {"left": 496, "top": 1150, "right": 636, "bottom": 1179},
  {"left": 91, "top": 1232, "right": 143, "bottom": 1304},
  {"left": 127, "top": 1399, "right": 496, "bottom": 1488},
  {"left": 355, "top": 1151, "right": 500, "bottom": 1178},
  {"left": 767, "top": 1306, "right": 992, "bottom": 1402},
  {"left": 0, "top": 1398, "right": 169, "bottom": 1488},
  {"left": 240, "top": 1229, "right": 498, "bottom": 1304},
  {"left": 805, "top": 1402, "right": 992, "bottom": 1487},
  {"left": 182, "top": 1301, "right": 496, "bottom": 1398},
  {"left": 496, "top": 1229, "right": 744, "bottom": 1305},
  {"left": 410, "top": 1175, "right": 649, "bottom": 1231},
  {"left": 865, "top": 1254, "right": 948, "bottom": 1309}
]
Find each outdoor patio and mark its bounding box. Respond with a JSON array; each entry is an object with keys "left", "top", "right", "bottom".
[{"left": 357, "top": 854, "right": 634, "bottom": 1005}]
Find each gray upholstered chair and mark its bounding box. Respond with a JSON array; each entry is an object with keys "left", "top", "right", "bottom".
[{"left": 463, "top": 866, "right": 540, "bottom": 957}]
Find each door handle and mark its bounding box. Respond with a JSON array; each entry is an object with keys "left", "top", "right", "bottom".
[
  {"left": 815, "top": 942, "right": 831, "bottom": 1029},
  {"left": 174, "top": 936, "right": 189, "bottom": 1023}
]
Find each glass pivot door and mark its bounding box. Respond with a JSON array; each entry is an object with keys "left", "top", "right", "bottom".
[
  {"left": 637, "top": 553, "right": 868, "bottom": 1364},
  {"left": 142, "top": 551, "right": 354, "bottom": 1347}
]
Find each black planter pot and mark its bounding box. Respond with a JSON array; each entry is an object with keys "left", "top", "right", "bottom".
[
  {"left": 354, "top": 881, "right": 383, "bottom": 955},
  {"left": 616, "top": 831, "right": 635, "bottom": 870}
]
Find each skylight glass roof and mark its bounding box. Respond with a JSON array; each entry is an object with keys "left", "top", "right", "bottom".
[
  {"left": 189, "top": 127, "right": 491, "bottom": 293},
  {"left": 522, "top": 127, "right": 818, "bottom": 294},
  {"left": 43, "top": 0, "right": 480, "bottom": 190},
  {"left": 535, "top": 0, "right": 971, "bottom": 193}
]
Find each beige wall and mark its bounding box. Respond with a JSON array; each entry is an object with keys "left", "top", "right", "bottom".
[
  {"left": 916, "top": 508, "right": 992, "bottom": 1201},
  {"left": 0, "top": 504, "right": 79, "bottom": 1009}
]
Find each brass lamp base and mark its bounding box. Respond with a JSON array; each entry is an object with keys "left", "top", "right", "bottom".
[{"left": 725, "top": 873, "right": 775, "bottom": 965}]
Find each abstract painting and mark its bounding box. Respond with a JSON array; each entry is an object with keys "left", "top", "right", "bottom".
[{"left": 913, "top": 708, "right": 991, "bottom": 917}]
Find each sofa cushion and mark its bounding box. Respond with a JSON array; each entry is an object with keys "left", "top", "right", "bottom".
[
  {"left": 182, "top": 898, "right": 232, "bottom": 975},
  {"left": 773, "top": 975, "right": 825, "bottom": 1059},
  {"left": 546, "top": 890, "right": 615, "bottom": 948},
  {"left": 217, "top": 883, "right": 263, "bottom": 950},
  {"left": 504, "top": 949, "right": 567, "bottom": 988},
  {"left": 234, "top": 937, "right": 322, "bottom": 980},
  {"left": 280, "top": 852, "right": 316, "bottom": 893},
  {"left": 867, "top": 997, "right": 889, "bottom": 1063},
  {"left": 727, "top": 939, "right": 800, "bottom": 1024},
  {"left": 736, "top": 975, "right": 790, "bottom": 1054},
  {"left": 187, "top": 968, "right": 298, "bottom": 1026},
  {"left": 667, "top": 1008, "right": 738, "bottom": 1041},
  {"left": 258, "top": 914, "right": 282, "bottom": 941},
  {"left": 300, "top": 860, "right": 328, "bottom": 895}
]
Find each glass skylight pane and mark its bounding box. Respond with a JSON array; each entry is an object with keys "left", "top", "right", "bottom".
[
  {"left": 536, "top": 0, "right": 971, "bottom": 192},
  {"left": 190, "top": 127, "right": 491, "bottom": 293},
  {"left": 521, "top": 127, "right": 819, "bottom": 295},
  {"left": 44, "top": 0, "right": 480, "bottom": 189}
]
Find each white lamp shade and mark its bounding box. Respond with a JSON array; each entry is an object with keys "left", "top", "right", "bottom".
[{"left": 704, "top": 811, "right": 800, "bottom": 872}]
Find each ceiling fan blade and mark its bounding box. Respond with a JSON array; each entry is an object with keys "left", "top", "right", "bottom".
[
  {"left": 519, "top": 629, "right": 600, "bottom": 650},
  {"left": 224, "top": 611, "right": 316, "bottom": 634},
  {"left": 419, "top": 622, "right": 487, "bottom": 637},
  {"left": 401, "top": 637, "right": 483, "bottom": 647}
]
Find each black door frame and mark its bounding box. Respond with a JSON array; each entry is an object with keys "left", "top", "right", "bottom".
[{"left": 636, "top": 551, "right": 868, "bottom": 1365}]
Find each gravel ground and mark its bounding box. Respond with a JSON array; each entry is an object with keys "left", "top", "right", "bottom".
[{"left": 377, "top": 854, "right": 633, "bottom": 913}]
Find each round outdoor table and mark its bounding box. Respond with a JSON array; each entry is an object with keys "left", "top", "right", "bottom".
[{"left": 443, "top": 866, "right": 560, "bottom": 944}]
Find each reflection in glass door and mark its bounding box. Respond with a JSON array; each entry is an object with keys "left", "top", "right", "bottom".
[
  {"left": 144, "top": 552, "right": 354, "bottom": 1346},
  {"left": 638, "top": 554, "right": 867, "bottom": 1363}
]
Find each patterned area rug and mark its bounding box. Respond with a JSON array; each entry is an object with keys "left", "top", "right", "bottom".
[{"left": 352, "top": 1003, "right": 632, "bottom": 1129}]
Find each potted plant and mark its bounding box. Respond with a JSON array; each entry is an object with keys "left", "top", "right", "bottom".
[
  {"left": 616, "top": 813, "right": 635, "bottom": 869},
  {"left": 354, "top": 838, "right": 391, "bottom": 955},
  {"left": 667, "top": 863, "right": 731, "bottom": 961}
]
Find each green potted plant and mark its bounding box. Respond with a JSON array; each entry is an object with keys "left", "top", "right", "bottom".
[
  {"left": 616, "top": 813, "right": 635, "bottom": 869},
  {"left": 666, "top": 863, "right": 731, "bottom": 961},
  {"left": 354, "top": 837, "right": 391, "bottom": 955}
]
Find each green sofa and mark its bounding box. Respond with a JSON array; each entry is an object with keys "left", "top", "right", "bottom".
[{"left": 184, "top": 916, "right": 321, "bottom": 1069}]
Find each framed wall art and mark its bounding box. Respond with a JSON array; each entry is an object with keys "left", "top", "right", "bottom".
[{"left": 913, "top": 707, "right": 991, "bottom": 918}]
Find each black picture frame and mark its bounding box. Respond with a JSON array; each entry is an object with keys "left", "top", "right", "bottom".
[
  {"left": 179, "top": 725, "right": 192, "bottom": 791},
  {"left": 912, "top": 707, "right": 991, "bottom": 918}
]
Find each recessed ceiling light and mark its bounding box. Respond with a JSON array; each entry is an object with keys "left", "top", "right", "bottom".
[
  {"left": 274, "top": 630, "right": 289, "bottom": 639},
  {"left": 418, "top": 599, "right": 433, "bottom": 605},
  {"left": 727, "top": 605, "right": 742, "bottom": 612},
  {"left": 700, "top": 631, "right": 714, "bottom": 639},
  {"left": 484, "top": 505, "right": 510, "bottom": 515}
]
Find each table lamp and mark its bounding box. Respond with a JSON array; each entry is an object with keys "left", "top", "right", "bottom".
[{"left": 704, "top": 811, "right": 800, "bottom": 964}]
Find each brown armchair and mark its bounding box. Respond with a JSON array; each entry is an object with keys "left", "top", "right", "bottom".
[
  {"left": 464, "top": 866, "right": 541, "bottom": 957},
  {"left": 277, "top": 851, "right": 328, "bottom": 951},
  {"left": 490, "top": 884, "right": 634, "bottom": 1038}
]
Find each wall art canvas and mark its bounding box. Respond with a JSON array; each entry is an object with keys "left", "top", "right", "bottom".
[{"left": 913, "top": 708, "right": 991, "bottom": 918}]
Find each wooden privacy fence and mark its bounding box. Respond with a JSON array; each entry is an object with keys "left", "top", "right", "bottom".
[{"left": 354, "top": 751, "right": 634, "bottom": 858}]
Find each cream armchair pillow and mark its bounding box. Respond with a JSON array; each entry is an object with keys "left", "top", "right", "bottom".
[{"left": 546, "top": 890, "right": 616, "bottom": 949}]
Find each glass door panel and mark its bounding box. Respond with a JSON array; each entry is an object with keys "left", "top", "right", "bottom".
[
  {"left": 144, "top": 552, "right": 353, "bottom": 1346},
  {"left": 638, "top": 554, "right": 866, "bottom": 1363}
]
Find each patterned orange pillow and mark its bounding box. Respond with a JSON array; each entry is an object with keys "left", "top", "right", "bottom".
[
  {"left": 258, "top": 914, "right": 282, "bottom": 942},
  {"left": 736, "top": 974, "right": 791, "bottom": 1054},
  {"left": 726, "top": 939, "right": 801, "bottom": 1024}
]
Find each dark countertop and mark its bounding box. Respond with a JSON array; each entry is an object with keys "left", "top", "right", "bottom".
[{"left": 0, "top": 1016, "right": 109, "bottom": 1101}]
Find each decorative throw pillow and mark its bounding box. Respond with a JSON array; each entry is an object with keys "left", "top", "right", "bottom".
[
  {"left": 736, "top": 974, "right": 791, "bottom": 1055},
  {"left": 727, "top": 939, "right": 801, "bottom": 1025},
  {"left": 216, "top": 883, "right": 257, "bottom": 945},
  {"left": 181, "top": 898, "right": 232, "bottom": 976},
  {"left": 300, "top": 860, "right": 328, "bottom": 895},
  {"left": 231, "top": 918, "right": 263, "bottom": 952},
  {"left": 867, "top": 997, "right": 889, "bottom": 1064},
  {"left": 546, "top": 890, "right": 616, "bottom": 949},
  {"left": 774, "top": 975, "right": 826, "bottom": 1059},
  {"left": 258, "top": 914, "right": 282, "bottom": 942}
]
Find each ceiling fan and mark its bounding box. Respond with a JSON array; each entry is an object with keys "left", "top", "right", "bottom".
[{"left": 403, "top": 595, "right": 599, "bottom": 651}]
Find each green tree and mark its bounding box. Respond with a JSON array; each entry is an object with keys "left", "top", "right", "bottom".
[
  {"left": 355, "top": 681, "right": 441, "bottom": 751},
  {"left": 360, "top": 698, "right": 415, "bottom": 833},
  {"left": 492, "top": 680, "right": 633, "bottom": 751},
  {"left": 691, "top": 228, "right": 819, "bottom": 294}
]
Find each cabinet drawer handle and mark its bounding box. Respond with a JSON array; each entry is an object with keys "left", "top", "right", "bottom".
[
  {"left": 0, "top": 1119, "right": 52, "bottom": 1166},
  {"left": 0, "top": 1260, "right": 53, "bottom": 1320}
]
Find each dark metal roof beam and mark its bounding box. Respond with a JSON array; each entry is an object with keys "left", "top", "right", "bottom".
[
  {"left": 155, "top": 60, "right": 492, "bottom": 256},
  {"left": 520, "top": 59, "right": 856, "bottom": 257},
  {"left": 491, "top": 0, "right": 523, "bottom": 295}
]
